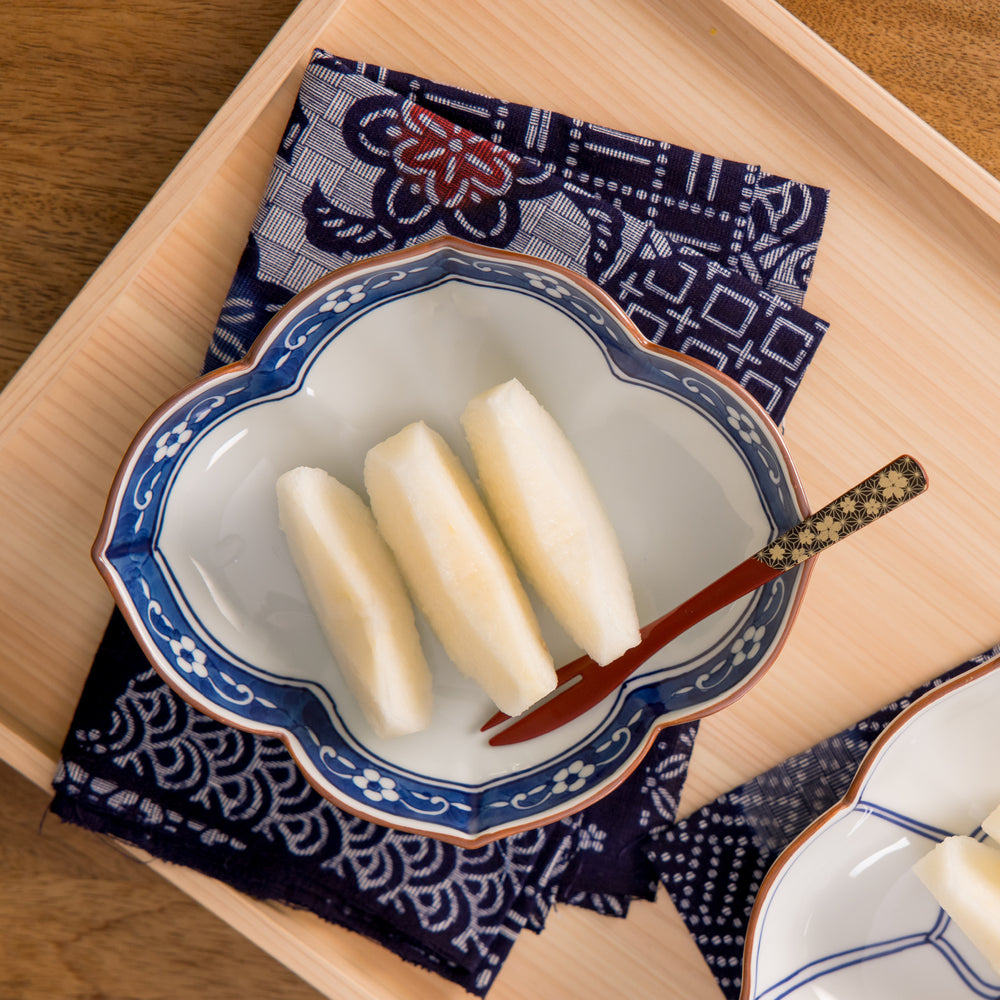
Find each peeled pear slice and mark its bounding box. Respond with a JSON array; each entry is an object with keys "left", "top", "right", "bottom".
[
  {"left": 363, "top": 421, "right": 556, "bottom": 717},
  {"left": 276, "top": 466, "right": 433, "bottom": 739},
  {"left": 461, "top": 378, "right": 640, "bottom": 666},
  {"left": 913, "top": 835, "right": 1000, "bottom": 972},
  {"left": 983, "top": 803, "right": 1000, "bottom": 844}
]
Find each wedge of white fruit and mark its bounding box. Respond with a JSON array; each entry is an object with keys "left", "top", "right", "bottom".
[
  {"left": 461, "top": 378, "right": 640, "bottom": 666},
  {"left": 363, "top": 421, "right": 556, "bottom": 717},
  {"left": 983, "top": 803, "right": 1000, "bottom": 844},
  {"left": 276, "top": 466, "right": 433, "bottom": 739},
  {"left": 913, "top": 835, "right": 1000, "bottom": 972}
]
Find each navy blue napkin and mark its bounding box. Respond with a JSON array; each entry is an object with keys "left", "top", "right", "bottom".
[{"left": 52, "top": 51, "right": 831, "bottom": 995}]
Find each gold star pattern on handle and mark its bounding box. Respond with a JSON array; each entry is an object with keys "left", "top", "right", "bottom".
[{"left": 755, "top": 455, "right": 928, "bottom": 570}]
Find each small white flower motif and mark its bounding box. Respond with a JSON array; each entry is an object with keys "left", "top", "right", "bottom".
[
  {"left": 552, "top": 759, "right": 596, "bottom": 794},
  {"left": 169, "top": 634, "right": 208, "bottom": 678},
  {"left": 725, "top": 406, "right": 762, "bottom": 446},
  {"left": 579, "top": 823, "right": 607, "bottom": 852},
  {"left": 319, "top": 284, "right": 366, "bottom": 313},
  {"left": 730, "top": 625, "right": 766, "bottom": 667},
  {"left": 525, "top": 272, "right": 571, "bottom": 300},
  {"left": 153, "top": 421, "right": 192, "bottom": 462},
  {"left": 352, "top": 767, "right": 400, "bottom": 803}
]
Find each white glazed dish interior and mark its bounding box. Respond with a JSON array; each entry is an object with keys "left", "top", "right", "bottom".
[
  {"left": 742, "top": 656, "right": 1000, "bottom": 1000},
  {"left": 94, "top": 237, "right": 808, "bottom": 845}
]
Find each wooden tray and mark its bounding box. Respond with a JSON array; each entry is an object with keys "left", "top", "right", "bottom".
[{"left": 3, "top": 0, "right": 1000, "bottom": 996}]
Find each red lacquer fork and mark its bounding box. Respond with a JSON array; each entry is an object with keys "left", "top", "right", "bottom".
[{"left": 483, "top": 455, "right": 928, "bottom": 746}]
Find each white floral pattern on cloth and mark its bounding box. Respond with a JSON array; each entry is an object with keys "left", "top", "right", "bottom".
[{"left": 300, "top": 90, "right": 558, "bottom": 255}]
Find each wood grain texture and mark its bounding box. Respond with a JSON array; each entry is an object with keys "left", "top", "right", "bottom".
[
  {"left": 0, "top": 1, "right": 314, "bottom": 996},
  {"left": 0, "top": 762, "right": 322, "bottom": 1000},
  {"left": 0, "top": 0, "right": 302, "bottom": 388},
  {"left": 1, "top": 0, "right": 999, "bottom": 998},
  {"left": 782, "top": 0, "right": 1000, "bottom": 177}
]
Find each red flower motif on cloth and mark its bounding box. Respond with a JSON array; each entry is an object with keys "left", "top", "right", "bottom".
[
  {"left": 387, "top": 102, "right": 520, "bottom": 209},
  {"left": 310, "top": 92, "right": 558, "bottom": 253}
]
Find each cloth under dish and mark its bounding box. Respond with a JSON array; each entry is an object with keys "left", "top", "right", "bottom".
[{"left": 52, "top": 50, "right": 833, "bottom": 996}]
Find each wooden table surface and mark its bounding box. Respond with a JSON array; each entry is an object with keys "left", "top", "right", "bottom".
[{"left": 1, "top": 1, "right": 998, "bottom": 997}]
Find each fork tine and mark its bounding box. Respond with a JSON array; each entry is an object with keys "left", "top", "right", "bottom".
[
  {"left": 480, "top": 651, "right": 602, "bottom": 731},
  {"left": 486, "top": 642, "right": 651, "bottom": 744}
]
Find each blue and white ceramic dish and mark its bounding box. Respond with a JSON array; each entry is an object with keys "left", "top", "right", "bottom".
[
  {"left": 94, "top": 236, "right": 808, "bottom": 846},
  {"left": 742, "top": 656, "right": 1000, "bottom": 1000}
]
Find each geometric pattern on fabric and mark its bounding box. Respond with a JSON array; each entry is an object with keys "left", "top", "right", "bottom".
[{"left": 207, "top": 52, "right": 830, "bottom": 425}]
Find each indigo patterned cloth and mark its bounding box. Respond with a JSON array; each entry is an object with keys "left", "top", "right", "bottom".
[
  {"left": 53, "top": 51, "right": 832, "bottom": 995},
  {"left": 208, "top": 52, "right": 830, "bottom": 420}
]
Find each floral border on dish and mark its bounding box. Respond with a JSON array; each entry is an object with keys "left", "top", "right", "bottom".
[{"left": 94, "top": 237, "right": 808, "bottom": 844}]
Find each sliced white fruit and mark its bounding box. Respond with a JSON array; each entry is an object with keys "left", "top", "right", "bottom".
[
  {"left": 983, "top": 803, "right": 1000, "bottom": 844},
  {"left": 461, "top": 378, "right": 641, "bottom": 666},
  {"left": 913, "top": 835, "right": 1000, "bottom": 972},
  {"left": 363, "top": 421, "right": 556, "bottom": 717},
  {"left": 276, "top": 466, "right": 433, "bottom": 739}
]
